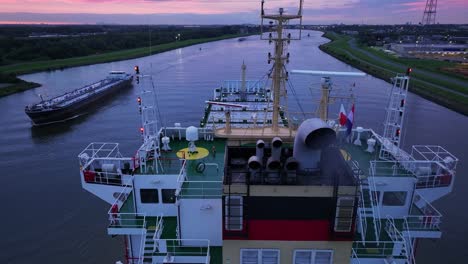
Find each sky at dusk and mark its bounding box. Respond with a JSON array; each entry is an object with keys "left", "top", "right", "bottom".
[{"left": 0, "top": 0, "right": 467, "bottom": 25}]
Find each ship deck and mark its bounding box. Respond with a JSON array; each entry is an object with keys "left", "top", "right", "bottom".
[
  {"left": 136, "top": 138, "right": 226, "bottom": 198},
  {"left": 341, "top": 137, "right": 413, "bottom": 178}
]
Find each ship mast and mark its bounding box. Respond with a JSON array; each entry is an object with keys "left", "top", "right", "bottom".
[{"left": 261, "top": 0, "right": 303, "bottom": 132}]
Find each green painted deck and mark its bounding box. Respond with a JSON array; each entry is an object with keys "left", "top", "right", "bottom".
[
  {"left": 177, "top": 138, "right": 226, "bottom": 198},
  {"left": 342, "top": 141, "right": 413, "bottom": 178}
]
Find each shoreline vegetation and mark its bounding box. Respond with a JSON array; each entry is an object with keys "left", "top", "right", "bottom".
[
  {"left": 0, "top": 34, "right": 247, "bottom": 97},
  {"left": 319, "top": 32, "right": 468, "bottom": 116}
]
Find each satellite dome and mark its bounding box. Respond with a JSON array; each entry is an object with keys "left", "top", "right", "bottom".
[{"left": 186, "top": 126, "right": 199, "bottom": 141}]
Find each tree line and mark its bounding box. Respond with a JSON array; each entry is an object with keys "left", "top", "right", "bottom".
[{"left": 0, "top": 25, "right": 257, "bottom": 66}]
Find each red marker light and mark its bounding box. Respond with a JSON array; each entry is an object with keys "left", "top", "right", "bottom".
[
  {"left": 140, "top": 127, "right": 144, "bottom": 133},
  {"left": 137, "top": 97, "right": 142, "bottom": 104},
  {"left": 396, "top": 128, "right": 401, "bottom": 137},
  {"left": 406, "top": 68, "right": 412, "bottom": 76}
]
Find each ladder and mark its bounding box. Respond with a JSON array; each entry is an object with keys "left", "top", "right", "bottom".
[
  {"left": 137, "top": 74, "right": 161, "bottom": 174},
  {"left": 380, "top": 74, "right": 409, "bottom": 160}
]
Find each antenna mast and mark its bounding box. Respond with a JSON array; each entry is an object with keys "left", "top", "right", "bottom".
[
  {"left": 422, "top": 0, "right": 438, "bottom": 25},
  {"left": 261, "top": 0, "right": 303, "bottom": 132}
]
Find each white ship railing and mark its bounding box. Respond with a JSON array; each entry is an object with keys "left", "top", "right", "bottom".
[
  {"left": 79, "top": 142, "right": 134, "bottom": 185},
  {"left": 157, "top": 239, "right": 211, "bottom": 264},
  {"left": 222, "top": 80, "right": 264, "bottom": 93},
  {"left": 176, "top": 159, "right": 222, "bottom": 198},
  {"left": 351, "top": 249, "right": 361, "bottom": 264},
  {"left": 176, "top": 159, "right": 187, "bottom": 190},
  {"left": 385, "top": 216, "right": 411, "bottom": 263},
  {"left": 137, "top": 228, "right": 147, "bottom": 264},
  {"left": 79, "top": 142, "right": 123, "bottom": 164},
  {"left": 352, "top": 240, "right": 405, "bottom": 258},
  {"left": 352, "top": 160, "right": 368, "bottom": 243},
  {"left": 405, "top": 191, "right": 442, "bottom": 231},
  {"left": 152, "top": 215, "right": 165, "bottom": 253},
  {"left": 368, "top": 166, "right": 382, "bottom": 243},
  {"left": 403, "top": 219, "right": 417, "bottom": 264},
  {"left": 107, "top": 186, "right": 146, "bottom": 229},
  {"left": 369, "top": 160, "right": 454, "bottom": 189}
]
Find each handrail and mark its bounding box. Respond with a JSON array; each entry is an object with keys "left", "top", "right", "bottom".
[
  {"left": 152, "top": 215, "right": 165, "bottom": 253},
  {"left": 404, "top": 219, "right": 417, "bottom": 264},
  {"left": 385, "top": 216, "right": 411, "bottom": 263},
  {"left": 352, "top": 240, "right": 405, "bottom": 258},
  {"left": 351, "top": 248, "right": 361, "bottom": 264},
  {"left": 367, "top": 167, "right": 382, "bottom": 243},
  {"left": 405, "top": 191, "right": 442, "bottom": 231},
  {"left": 161, "top": 239, "right": 211, "bottom": 262},
  {"left": 176, "top": 159, "right": 223, "bottom": 198},
  {"left": 137, "top": 228, "right": 147, "bottom": 264},
  {"left": 107, "top": 185, "right": 132, "bottom": 212}
]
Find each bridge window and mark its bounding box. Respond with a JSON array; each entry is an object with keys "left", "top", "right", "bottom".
[
  {"left": 382, "top": 191, "right": 407, "bottom": 206},
  {"left": 140, "top": 189, "right": 159, "bottom": 204},
  {"left": 293, "top": 250, "right": 333, "bottom": 264},
  {"left": 162, "top": 189, "right": 176, "bottom": 203},
  {"left": 241, "top": 249, "right": 279, "bottom": 264}
]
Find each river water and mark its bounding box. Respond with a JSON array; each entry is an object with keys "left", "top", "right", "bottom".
[{"left": 0, "top": 31, "right": 466, "bottom": 264}]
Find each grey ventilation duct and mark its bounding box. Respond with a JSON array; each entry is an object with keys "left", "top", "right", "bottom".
[
  {"left": 248, "top": 156, "right": 262, "bottom": 170},
  {"left": 248, "top": 156, "right": 262, "bottom": 183},
  {"left": 293, "top": 118, "right": 336, "bottom": 170},
  {"left": 285, "top": 157, "right": 299, "bottom": 170},
  {"left": 267, "top": 156, "right": 281, "bottom": 170},
  {"left": 271, "top": 137, "right": 282, "bottom": 160},
  {"left": 256, "top": 140, "right": 265, "bottom": 161}
]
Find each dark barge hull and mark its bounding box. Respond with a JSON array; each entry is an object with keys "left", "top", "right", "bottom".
[{"left": 25, "top": 78, "right": 132, "bottom": 125}]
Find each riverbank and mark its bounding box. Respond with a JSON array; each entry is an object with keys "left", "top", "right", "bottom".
[
  {"left": 0, "top": 34, "right": 247, "bottom": 98},
  {"left": 1, "top": 34, "right": 247, "bottom": 76},
  {"left": 319, "top": 32, "right": 468, "bottom": 116},
  {"left": 0, "top": 74, "right": 41, "bottom": 98}
]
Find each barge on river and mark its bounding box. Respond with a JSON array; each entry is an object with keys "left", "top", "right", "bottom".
[{"left": 25, "top": 71, "right": 132, "bottom": 125}]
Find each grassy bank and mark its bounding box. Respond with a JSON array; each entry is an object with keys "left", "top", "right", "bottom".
[
  {"left": 0, "top": 79, "right": 41, "bottom": 97},
  {"left": 319, "top": 32, "right": 468, "bottom": 116},
  {"left": 0, "top": 34, "right": 245, "bottom": 76}
]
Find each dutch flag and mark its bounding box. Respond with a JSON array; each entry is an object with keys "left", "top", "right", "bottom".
[
  {"left": 346, "top": 104, "right": 355, "bottom": 135},
  {"left": 339, "top": 104, "right": 347, "bottom": 126}
]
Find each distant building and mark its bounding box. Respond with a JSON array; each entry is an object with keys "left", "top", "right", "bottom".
[
  {"left": 341, "top": 30, "right": 358, "bottom": 35},
  {"left": 450, "top": 37, "right": 468, "bottom": 44},
  {"left": 390, "top": 43, "right": 468, "bottom": 55}
]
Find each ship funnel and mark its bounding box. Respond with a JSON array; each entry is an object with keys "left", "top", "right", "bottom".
[
  {"left": 256, "top": 140, "right": 265, "bottom": 161},
  {"left": 293, "top": 118, "right": 336, "bottom": 170}
]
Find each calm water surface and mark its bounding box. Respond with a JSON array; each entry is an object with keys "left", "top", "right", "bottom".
[{"left": 0, "top": 31, "right": 466, "bottom": 263}]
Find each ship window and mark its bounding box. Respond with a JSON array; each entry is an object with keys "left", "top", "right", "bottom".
[
  {"left": 162, "top": 189, "right": 176, "bottom": 203},
  {"left": 293, "top": 250, "right": 333, "bottom": 264},
  {"left": 225, "top": 196, "right": 243, "bottom": 231},
  {"left": 382, "top": 191, "right": 407, "bottom": 206},
  {"left": 140, "top": 189, "right": 159, "bottom": 204},
  {"left": 334, "top": 197, "right": 355, "bottom": 232},
  {"left": 240, "top": 249, "right": 279, "bottom": 264}
]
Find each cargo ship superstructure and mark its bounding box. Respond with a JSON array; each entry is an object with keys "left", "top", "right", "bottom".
[{"left": 77, "top": 1, "right": 458, "bottom": 263}]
